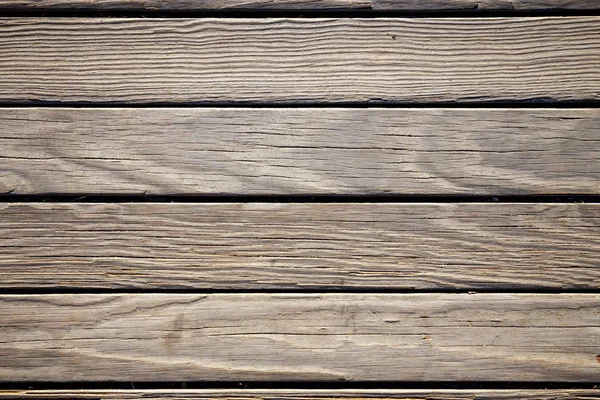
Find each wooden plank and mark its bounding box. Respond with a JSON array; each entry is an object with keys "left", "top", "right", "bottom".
[
  {"left": 0, "top": 293, "right": 598, "bottom": 381},
  {"left": 2, "top": 390, "right": 600, "bottom": 400},
  {"left": 1, "top": 203, "right": 599, "bottom": 289},
  {"left": 0, "top": 0, "right": 374, "bottom": 10},
  {"left": 0, "top": 18, "right": 599, "bottom": 104},
  {"left": 0, "top": 0, "right": 598, "bottom": 11},
  {"left": 2, "top": 108, "right": 600, "bottom": 196},
  {"left": 374, "top": 0, "right": 600, "bottom": 10}
]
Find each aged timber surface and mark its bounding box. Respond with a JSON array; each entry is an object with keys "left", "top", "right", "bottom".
[
  {"left": 0, "top": 0, "right": 598, "bottom": 10},
  {"left": 0, "top": 293, "right": 599, "bottom": 381},
  {"left": 2, "top": 108, "right": 599, "bottom": 195},
  {"left": 1, "top": 203, "right": 598, "bottom": 289},
  {"left": 2, "top": 391, "right": 600, "bottom": 400},
  {"left": 0, "top": 18, "right": 599, "bottom": 104}
]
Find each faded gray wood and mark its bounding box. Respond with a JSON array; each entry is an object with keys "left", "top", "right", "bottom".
[
  {"left": 0, "top": 0, "right": 597, "bottom": 10},
  {"left": 0, "top": 18, "right": 599, "bottom": 104},
  {"left": 1, "top": 203, "right": 599, "bottom": 289},
  {"left": 0, "top": 0, "right": 373, "bottom": 9},
  {"left": 2, "top": 108, "right": 600, "bottom": 195},
  {"left": 374, "top": 0, "right": 600, "bottom": 10},
  {"left": 0, "top": 294, "right": 598, "bottom": 381},
  {"left": 2, "top": 390, "right": 600, "bottom": 400}
]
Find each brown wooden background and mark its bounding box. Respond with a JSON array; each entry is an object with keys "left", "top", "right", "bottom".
[{"left": 0, "top": 0, "right": 599, "bottom": 399}]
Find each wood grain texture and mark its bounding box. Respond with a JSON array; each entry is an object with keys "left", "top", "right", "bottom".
[
  {"left": 3, "top": 390, "right": 600, "bottom": 400},
  {"left": 0, "top": 18, "right": 599, "bottom": 104},
  {"left": 0, "top": 0, "right": 598, "bottom": 10},
  {"left": 2, "top": 108, "right": 600, "bottom": 196},
  {"left": 1, "top": 203, "right": 599, "bottom": 289},
  {"left": 374, "top": 0, "right": 600, "bottom": 10},
  {"left": 0, "top": 0, "right": 372, "bottom": 10},
  {"left": 0, "top": 293, "right": 599, "bottom": 381}
]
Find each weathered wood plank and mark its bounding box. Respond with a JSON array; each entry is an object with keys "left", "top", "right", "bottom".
[
  {"left": 374, "top": 0, "right": 600, "bottom": 10},
  {"left": 0, "top": 294, "right": 598, "bottom": 381},
  {"left": 3, "top": 390, "right": 600, "bottom": 400},
  {"left": 0, "top": 0, "right": 598, "bottom": 11},
  {"left": 1, "top": 203, "right": 598, "bottom": 289},
  {"left": 2, "top": 108, "right": 599, "bottom": 196},
  {"left": 0, "top": 18, "right": 598, "bottom": 104},
  {"left": 0, "top": 0, "right": 373, "bottom": 10}
]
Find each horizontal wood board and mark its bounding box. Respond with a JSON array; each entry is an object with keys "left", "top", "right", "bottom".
[
  {"left": 0, "top": 18, "right": 599, "bottom": 104},
  {"left": 3, "top": 390, "right": 600, "bottom": 400},
  {"left": 1, "top": 0, "right": 599, "bottom": 10},
  {"left": 0, "top": 294, "right": 599, "bottom": 381},
  {"left": 2, "top": 108, "right": 600, "bottom": 195},
  {"left": 1, "top": 203, "right": 599, "bottom": 289}
]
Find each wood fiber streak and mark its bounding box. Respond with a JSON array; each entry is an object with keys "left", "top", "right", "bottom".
[
  {"left": 0, "top": 0, "right": 598, "bottom": 10},
  {"left": 0, "top": 294, "right": 599, "bottom": 381},
  {"left": 1, "top": 203, "right": 599, "bottom": 289},
  {"left": 2, "top": 108, "right": 599, "bottom": 195},
  {"left": 0, "top": 18, "right": 599, "bottom": 103},
  {"left": 374, "top": 0, "right": 600, "bottom": 10},
  {"left": 2, "top": 391, "right": 600, "bottom": 400}
]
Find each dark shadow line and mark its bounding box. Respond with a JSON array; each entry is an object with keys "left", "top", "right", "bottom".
[
  {"left": 1, "top": 8, "right": 600, "bottom": 18},
  {"left": 0, "top": 194, "right": 599, "bottom": 203},
  {"left": 1, "top": 101, "right": 600, "bottom": 108},
  {"left": 0, "top": 382, "right": 598, "bottom": 390}
]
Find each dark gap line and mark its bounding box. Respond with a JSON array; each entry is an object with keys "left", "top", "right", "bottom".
[
  {"left": 2, "top": 101, "right": 600, "bottom": 108},
  {"left": 0, "top": 194, "right": 599, "bottom": 203},
  {"left": 3, "top": 288, "right": 600, "bottom": 295},
  {"left": 1, "top": 8, "right": 600, "bottom": 18},
  {"left": 1, "top": 382, "right": 599, "bottom": 390}
]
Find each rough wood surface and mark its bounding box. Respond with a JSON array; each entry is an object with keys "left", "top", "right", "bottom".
[
  {"left": 2, "top": 108, "right": 599, "bottom": 195},
  {"left": 0, "top": 0, "right": 374, "bottom": 9},
  {"left": 3, "top": 390, "right": 600, "bottom": 400},
  {"left": 1, "top": 203, "right": 599, "bottom": 289},
  {"left": 0, "top": 294, "right": 598, "bottom": 381},
  {"left": 0, "top": 18, "right": 599, "bottom": 104},
  {"left": 0, "top": 0, "right": 598, "bottom": 10},
  {"left": 374, "top": 0, "right": 600, "bottom": 10}
]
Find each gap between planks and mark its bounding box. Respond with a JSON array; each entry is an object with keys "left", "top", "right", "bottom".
[{"left": 1, "top": 390, "right": 600, "bottom": 399}]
